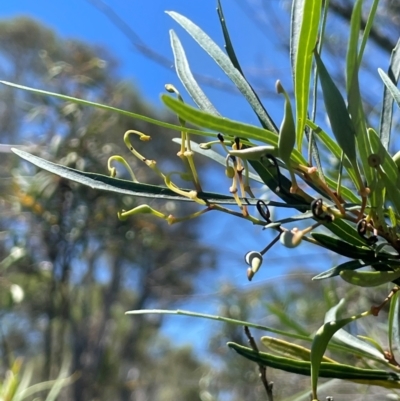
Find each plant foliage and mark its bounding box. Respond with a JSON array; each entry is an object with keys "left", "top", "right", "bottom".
[{"left": 4, "top": 0, "right": 400, "bottom": 399}]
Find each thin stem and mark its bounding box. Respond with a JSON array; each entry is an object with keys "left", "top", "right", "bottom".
[{"left": 244, "top": 326, "right": 274, "bottom": 401}]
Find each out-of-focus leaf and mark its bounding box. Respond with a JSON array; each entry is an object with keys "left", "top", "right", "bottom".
[
  {"left": 293, "top": 0, "right": 322, "bottom": 150},
  {"left": 228, "top": 342, "right": 400, "bottom": 384},
  {"left": 167, "top": 11, "right": 277, "bottom": 132},
  {"left": 266, "top": 304, "right": 310, "bottom": 337},
  {"left": 379, "top": 38, "right": 400, "bottom": 150},
  {"left": 261, "top": 336, "right": 336, "bottom": 363},
  {"left": 126, "top": 309, "right": 310, "bottom": 341},
  {"left": 170, "top": 30, "right": 219, "bottom": 115}
]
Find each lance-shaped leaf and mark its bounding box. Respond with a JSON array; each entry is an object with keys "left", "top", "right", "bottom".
[
  {"left": 166, "top": 11, "right": 277, "bottom": 132},
  {"left": 310, "top": 306, "right": 372, "bottom": 398},
  {"left": 11, "top": 148, "right": 258, "bottom": 205},
  {"left": 346, "top": 0, "right": 373, "bottom": 186},
  {"left": 379, "top": 38, "right": 400, "bottom": 150},
  {"left": 313, "top": 260, "right": 368, "bottom": 280},
  {"left": 227, "top": 342, "right": 400, "bottom": 384},
  {"left": 169, "top": 29, "right": 219, "bottom": 115},
  {"left": 379, "top": 68, "right": 400, "bottom": 111},
  {"left": 0, "top": 81, "right": 208, "bottom": 138},
  {"left": 162, "top": 95, "right": 308, "bottom": 165},
  {"left": 311, "top": 233, "right": 374, "bottom": 258},
  {"left": 292, "top": 0, "right": 322, "bottom": 150},
  {"left": 324, "top": 300, "right": 386, "bottom": 362},
  {"left": 314, "top": 52, "right": 357, "bottom": 167}
]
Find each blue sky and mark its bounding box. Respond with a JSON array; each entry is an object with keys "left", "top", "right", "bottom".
[{"left": 0, "top": 1, "right": 341, "bottom": 345}]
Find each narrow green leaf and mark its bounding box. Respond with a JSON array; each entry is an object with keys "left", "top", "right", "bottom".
[
  {"left": 126, "top": 309, "right": 310, "bottom": 341},
  {"left": 170, "top": 30, "right": 220, "bottom": 115},
  {"left": 340, "top": 269, "right": 400, "bottom": 287},
  {"left": 379, "top": 68, "right": 400, "bottom": 109},
  {"left": 166, "top": 11, "right": 277, "bottom": 132},
  {"left": 216, "top": 0, "right": 272, "bottom": 131},
  {"left": 11, "top": 148, "right": 256, "bottom": 206},
  {"left": 314, "top": 52, "right": 357, "bottom": 164},
  {"left": 346, "top": 0, "right": 373, "bottom": 187},
  {"left": 162, "top": 95, "right": 308, "bottom": 164},
  {"left": 392, "top": 290, "right": 400, "bottom": 357},
  {"left": 294, "top": 0, "right": 322, "bottom": 150},
  {"left": 312, "top": 260, "right": 367, "bottom": 280},
  {"left": 216, "top": 0, "right": 243, "bottom": 74},
  {"left": 310, "top": 305, "right": 371, "bottom": 397},
  {"left": 0, "top": 81, "right": 209, "bottom": 138},
  {"left": 388, "top": 290, "right": 400, "bottom": 356},
  {"left": 358, "top": 0, "right": 379, "bottom": 64},
  {"left": 261, "top": 336, "right": 335, "bottom": 362},
  {"left": 266, "top": 304, "right": 310, "bottom": 337},
  {"left": 324, "top": 300, "right": 386, "bottom": 362},
  {"left": 317, "top": 219, "right": 369, "bottom": 247},
  {"left": 311, "top": 233, "right": 373, "bottom": 259},
  {"left": 289, "top": 0, "right": 305, "bottom": 80},
  {"left": 228, "top": 342, "right": 400, "bottom": 383},
  {"left": 379, "top": 38, "right": 400, "bottom": 150}
]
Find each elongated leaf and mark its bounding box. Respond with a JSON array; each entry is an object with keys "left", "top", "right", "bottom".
[
  {"left": 267, "top": 304, "right": 310, "bottom": 337},
  {"left": 162, "top": 95, "right": 308, "bottom": 165},
  {"left": 261, "top": 336, "right": 337, "bottom": 363},
  {"left": 379, "top": 68, "right": 400, "bottom": 109},
  {"left": 294, "top": 0, "right": 322, "bottom": 150},
  {"left": 216, "top": 0, "right": 242, "bottom": 74},
  {"left": 346, "top": 0, "right": 373, "bottom": 187},
  {"left": 216, "top": 0, "right": 271, "bottom": 131},
  {"left": 314, "top": 52, "right": 357, "bottom": 165},
  {"left": 290, "top": 0, "right": 305, "bottom": 81},
  {"left": 228, "top": 342, "right": 399, "bottom": 384},
  {"left": 388, "top": 290, "right": 400, "bottom": 356},
  {"left": 11, "top": 148, "right": 258, "bottom": 205},
  {"left": 170, "top": 30, "right": 220, "bottom": 115},
  {"left": 312, "top": 259, "right": 367, "bottom": 280},
  {"left": 311, "top": 233, "right": 373, "bottom": 259},
  {"left": 0, "top": 81, "right": 209, "bottom": 138},
  {"left": 380, "top": 38, "right": 400, "bottom": 149},
  {"left": 166, "top": 11, "right": 277, "bottom": 132},
  {"left": 393, "top": 290, "right": 400, "bottom": 357},
  {"left": 358, "top": 0, "right": 379, "bottom": 64},
  {"left": 126, "top": 309, "right": 310, "bottom": 341},
  {"left": 310, "top": 305, "right": 371, "bottom": 397}
]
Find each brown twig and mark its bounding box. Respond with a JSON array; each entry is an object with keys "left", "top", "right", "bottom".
[{"left": 244, "top": 326, "right": 274, "bottom": 401}]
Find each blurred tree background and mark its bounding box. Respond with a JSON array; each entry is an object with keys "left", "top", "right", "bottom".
[
  {"left": 0, "top": 16, "right": 216, "bottom": 401},
  {"left": 1, "top": 0, "right": 400, "bottom": 400}
]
